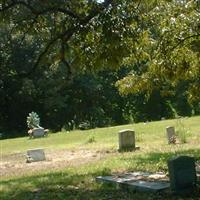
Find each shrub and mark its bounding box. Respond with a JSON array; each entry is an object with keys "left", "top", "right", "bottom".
[
  {"left": 78, "top": 121, "right": 91, "bottom": 130},
  {"left": 175, "top": 118, "right": 189, "bottom": 143},
  {"left": 27, "top": 112, "right": 40, "bottom": 129}
]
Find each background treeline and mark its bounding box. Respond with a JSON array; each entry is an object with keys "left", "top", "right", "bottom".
[
  {"left": 1, "top": 41, "right": 199, "bottom": 138},
  {"left": 1, "top": 0, "right": 200, "bottom": 138}
]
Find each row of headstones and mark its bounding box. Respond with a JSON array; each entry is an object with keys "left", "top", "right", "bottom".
[
  {"left": 26, "top": 127, "right": 183, "bottom": 162},
  {"left": 25, "top": 127, "right": 180, "bottom": 162},
  {"left": 28, "top": 149, "right": 198, "bottom": 194},
  {"left": 118, "top": 127, "right": 181, "bottom": 152}
]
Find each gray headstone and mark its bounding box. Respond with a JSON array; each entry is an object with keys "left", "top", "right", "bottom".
[
  {"left": 32, "top": 128, "right": 45, "bottom": 138},
  {"left": 168, "top": 156, "right": 197, "bottom": 194},
  {"left": 166, "top": 126, "right": 176, "bottom": 144},
  {"left": 27, "top": 148, "right": 46, "bottom": 162},
  {"left": 118, "top": 129, "right": 135, "bottom": 151}
]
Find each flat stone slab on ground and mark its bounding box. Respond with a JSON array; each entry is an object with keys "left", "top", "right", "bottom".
[
  {"left": 96, "top": 172, "right": 170, "bottom": 192},
  {"left": 123, "top": 180, "right": 170, "bottom": 192},
  {"left": 27, "top": 148, "right": 46, "bottom": 162}
]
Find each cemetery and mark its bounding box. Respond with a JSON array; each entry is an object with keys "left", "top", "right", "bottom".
[
  {"left": 1, "top": 116, "right": 200, "bottom": 200},
  {"left": 1, "top": 1, "right": 200, "bottom": 200}
]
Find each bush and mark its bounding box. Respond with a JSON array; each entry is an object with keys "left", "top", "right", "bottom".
[
  {"left": 27, "top": 112, "right": 40, "bottom": 129},
  {"left": 78, "top": 121, "right": 91, "bottom": 130}
]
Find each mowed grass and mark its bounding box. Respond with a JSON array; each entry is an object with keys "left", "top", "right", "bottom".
[{"left": 1, "top": 116, "right": 200, "bottom": 200}]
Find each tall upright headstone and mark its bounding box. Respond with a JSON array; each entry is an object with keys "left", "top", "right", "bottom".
[
  {"left": 118, "top": 129, "right": 135, "bottom": 152},
  {"left": 168, "top": 156, "right": 197, "bottom": 194},
  {"left": 166, "top": 126, "right": 176, "bottom": 144}
]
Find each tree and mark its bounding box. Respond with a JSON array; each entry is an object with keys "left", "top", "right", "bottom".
[
  {"left": 0, "top": 0, "right": 141, "bottom": 78},
  {"left": 1, "top": 0, "right": 199, "bottom": 135},
  {"left": 116, "top": 0, "right": 200, "bottom": 105}
]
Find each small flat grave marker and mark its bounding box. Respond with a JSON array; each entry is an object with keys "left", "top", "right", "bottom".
[
  {"left": 166, "top": 126, "right": 176, "bottom": 144},
  {"left": 118, "top": 129, "right": 136, "bottom": 152},
  {"left": 27, "top": 148, "right": 46, "bottom": 163},
  {"left": 168, "top": 156, "right": 197, "bottom": 194}
]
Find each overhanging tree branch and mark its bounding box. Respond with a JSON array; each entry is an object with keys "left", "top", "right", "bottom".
[
  {"left": 1, "top": 0, "right": 80, "bottom": 20},
  {"left": 170, "top": 34, "right": 200, "bottom": 52},
  {"left": 18, "top": 0, "right": 113, "bottom": 77}
]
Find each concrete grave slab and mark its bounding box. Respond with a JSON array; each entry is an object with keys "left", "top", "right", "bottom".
[
  {"left": 123, "top": 180, "right": 170, "bottom": 192},
  {"left": 96, "top": 172, "right": 170, "bottom": 193},
  {"left": 27, "top": 148, "right": 46, "bottom": 163}
]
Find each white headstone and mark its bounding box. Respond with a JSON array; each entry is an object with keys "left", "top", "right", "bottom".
[
  {"left": 27, "top": 148, "right": 46, "bottom": 162},
  {"left": 166, "top": 126, "right": 176, "bottom": 144},
  {"left": 118, "top": 129, "right": 135, "bottom": 151}
]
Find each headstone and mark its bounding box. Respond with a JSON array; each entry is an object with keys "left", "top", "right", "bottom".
[
  {"left": 27, "top": 148, "right": 46, "bottom": 162},
  {"left": 168, "top": 156, "right": 197, "bottom": 194},
  {"left": 32, "top": 128, "right": 45, "bottom": 138},
  {"left": 118, "top": 129, "right": 135, "bottom": 151},
  {"left": 166, "top": 126, "right": 176, "bottom": 144}
]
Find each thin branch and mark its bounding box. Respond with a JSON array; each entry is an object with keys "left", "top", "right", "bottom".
[
  {"left": 37, "top": 7, "right": 80, "bottom": 20},
  {"left": 19, "top": 16, "right": 39, "bottom": 45},
  {"left": 170, "top": 34, "right": 200, "bottom": 52},
  {"left": 16, "top": 0, "right": 113, "bottom": 77},
  {"left": 136, "top": 0, "right": 142, "bottom": 10},
  {"left": 61, "top": 40, "right": 72, "bottom": 78}
]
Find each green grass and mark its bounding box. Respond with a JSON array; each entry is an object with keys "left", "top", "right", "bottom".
[{"left": 1, "top": 116, "right": 200, "bottom": 199}]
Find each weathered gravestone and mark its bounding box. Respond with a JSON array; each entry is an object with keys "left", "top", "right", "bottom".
[
  {"left": 32, "top": 128, "right": 45, "bottom": 138},
  {"left": 27, "top": 148, "right": 46, "bottom": 163},
  {"left": 166, "top": 126, "right": 176, "bottom": 144},
  {"left": 118, "top": 129, "right": 136, "bottom": 152},
  {"left": 168, "top": 156, "right": 197, "bottom": 194}
]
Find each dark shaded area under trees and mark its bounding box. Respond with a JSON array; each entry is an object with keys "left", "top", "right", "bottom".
[{"left": 0, "top": 0, "right": 200, "bottom": 138}]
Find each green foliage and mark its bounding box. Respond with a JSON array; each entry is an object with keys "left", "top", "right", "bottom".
[
  {"left": 175, "top": 117, "right": 190, "bottom": 144},
  {"left": 26, "top": 112, "right": 40, "bottom": 129},
  {"left": 116, "top": 0, "right": 200, "bottom": 102},
  {"left": 1, "top": 0, "right": 200, "bottom": 137},
  {"left": 86, "top": 136, "right": 96, "bottom": 144}
]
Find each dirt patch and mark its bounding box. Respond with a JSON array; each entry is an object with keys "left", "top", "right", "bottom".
[{"left": 0, "top": 149, "right": 113, "bottom": 178}]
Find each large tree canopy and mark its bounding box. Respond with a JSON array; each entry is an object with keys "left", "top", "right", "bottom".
[
  {"left": 116, "top": 0, "right": 200, "bottom": 103},
  {"left": 0, "top": 0, "right": 200, "bottom": 135},
  {"left": 1, "top": 0, "right": 199, "bottom": 101},
  {"left": 1, "top": 0, "right": 139, "bottom": 78}
]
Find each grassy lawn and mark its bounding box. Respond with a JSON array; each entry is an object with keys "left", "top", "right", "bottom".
[{"left": 1, "top": 116, "right": 200, "bottom": 199}]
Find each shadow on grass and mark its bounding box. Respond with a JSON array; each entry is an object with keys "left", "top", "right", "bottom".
[
  {"left": 2, "top": 170, "right": 199, "bottom": 200},
  {"left": 120, "top": 148, "right": 200, "bottom": 172},
  {"left": 1, "top": 148, "right": 200, "bottom": 200},
  {"left": 0, "top": 169, "right": 152, "bottom": 200}
]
